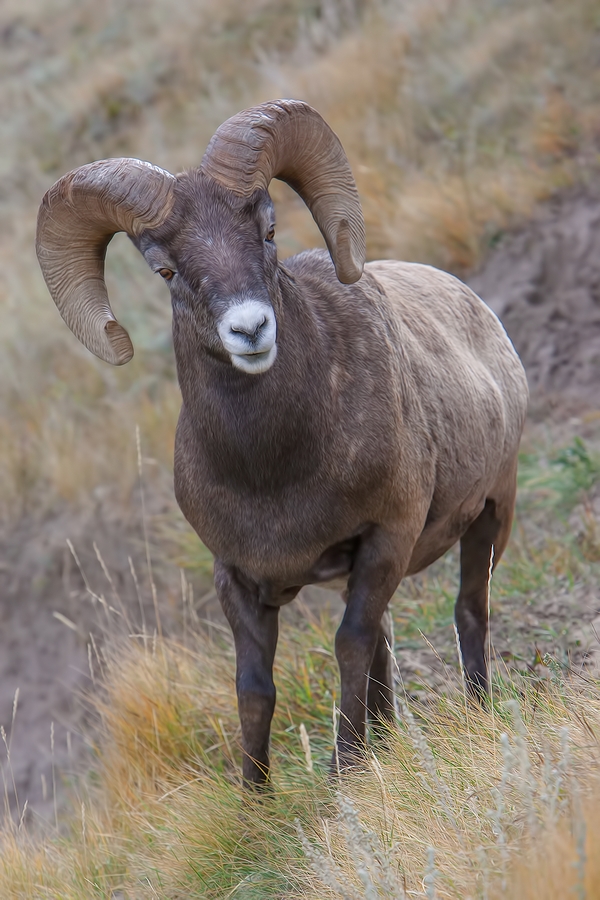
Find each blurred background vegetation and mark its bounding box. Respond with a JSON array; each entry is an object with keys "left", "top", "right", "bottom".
[{"left": 2, "top": 0, "right": 600, "bottom": 521}]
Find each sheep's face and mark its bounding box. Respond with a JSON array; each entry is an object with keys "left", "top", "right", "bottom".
[{"left": 136, "top": 174, "right": 280, "bottom": 377}]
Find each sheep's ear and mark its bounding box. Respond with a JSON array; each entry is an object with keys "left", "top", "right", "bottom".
[
  {"left": 36, "top": 159, "right": 175, "bottom": 365},
  {"left": 201, "top": 99, "right": 366, "bottom": 284}
]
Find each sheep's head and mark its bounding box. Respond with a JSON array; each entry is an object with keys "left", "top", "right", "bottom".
[
  {"left": 36, "top": 100, "right": 366, "bottom": 375},
  {"left": 134, "top": 175, "right": 281, "bottom": 376}
]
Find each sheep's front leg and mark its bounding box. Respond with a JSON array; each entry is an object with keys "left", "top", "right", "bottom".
[
  {"left": 214, "top": 560, "right": 279, "bottom": 788},
  {"left": 334, "top": 527, "right": 411, "bottom": 771}
]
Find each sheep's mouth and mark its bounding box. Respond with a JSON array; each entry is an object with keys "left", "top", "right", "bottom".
[{"left": 230, "top": 344, "right": 278, "bottom": 375}]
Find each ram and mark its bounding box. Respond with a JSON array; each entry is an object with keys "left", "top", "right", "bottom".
[{"left": 36, "top": 100, "right": 528, "bottom": 786}]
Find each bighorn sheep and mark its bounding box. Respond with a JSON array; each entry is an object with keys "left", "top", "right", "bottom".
[{"left": 36, "top": 100, "right": 528, "bottom": 786}]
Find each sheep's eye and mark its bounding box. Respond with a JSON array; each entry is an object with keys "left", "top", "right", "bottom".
[
  {"left": 265, "top": 226, "right": 275, "bottom": 243},
  {"left": 158, "top": 267, "right": 175, "bottom": 281}
]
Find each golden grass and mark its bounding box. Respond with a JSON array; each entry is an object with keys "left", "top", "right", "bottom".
[
  {"left": 271, "top": 0, "right": 600, "bottom": 269},
  {"left": 0, "top": 613, "right": 599, "bottom": 898},
  {"left": 501, "top": 798, "right": 600, "bottom": 899}
]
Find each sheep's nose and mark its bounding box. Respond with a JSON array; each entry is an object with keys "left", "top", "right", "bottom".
[
  {"left": 230, "top": 314, "right": 267, "bottom": 342},
  {"left": 218, "top": 299, "right": 277, "bottom": 358}
]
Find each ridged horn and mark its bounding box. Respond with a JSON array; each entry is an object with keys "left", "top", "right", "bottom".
[
  {"left": 36, "top": 158, "right": 175, "bottom": 365},
  {"left": 200, "top": 100, "right": 366, "bottom": 284}
]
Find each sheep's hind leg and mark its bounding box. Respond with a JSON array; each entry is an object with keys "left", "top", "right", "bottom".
[
  {"left": 455, "top": 493, "right": 513, "bottom": 698},
  {"left": 366, "top": 608, "right": 396, "bottom": 725},
  {"left": 339, "top": 591, "right": 396, "bottom": 726},
  {"left": 214, "top": 560, "right": 279, "bottom": 788}
]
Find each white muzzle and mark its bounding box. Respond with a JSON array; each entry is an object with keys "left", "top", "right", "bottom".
[{"left": 217, "top": 299, "right": 277, "bottom": 375}]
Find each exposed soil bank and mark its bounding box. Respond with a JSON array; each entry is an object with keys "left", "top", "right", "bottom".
[
  {"left": 0, "top": 503, "right": 187, "bottom": 827},
  {"left": 469, "top": 189, "right": 600, "bottom": 410}
]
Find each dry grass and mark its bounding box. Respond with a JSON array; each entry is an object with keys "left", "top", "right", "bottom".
[
  {"left": 502, "top": 799, "right": 600, "bottom": 900},
  {"left": 0, "top": 609, "right": 599, "bottom": 898},
  {"left": 266, "top": 0, "right": 600, "bottom": 269}
]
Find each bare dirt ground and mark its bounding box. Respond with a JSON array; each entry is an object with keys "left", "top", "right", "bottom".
[
  {"left": 469, "top": 187, "right": 600, "bottom": 411},
  {"left": 2, "top": 188, "right": 600, "bottom": 826},
  {"left": 0, "top": 503, "right": 183, "bottom": 825}
]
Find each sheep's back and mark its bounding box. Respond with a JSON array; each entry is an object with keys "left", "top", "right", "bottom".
[
  {"left": 362, "top": 260, "right": 528, "bottom": 520},
  {"left": 366, "top": 260, "right": 528, "bottom": 433}
]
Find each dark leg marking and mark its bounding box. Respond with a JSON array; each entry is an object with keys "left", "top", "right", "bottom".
[
  {"left": 455, "top": 498, "right": 506, "bottom": 697},
  {"left": 333, "top": 527, "right": 411, "bottom": 771},
  {"left": 214, "top": 560, "right": 279, "bottom": 787}
]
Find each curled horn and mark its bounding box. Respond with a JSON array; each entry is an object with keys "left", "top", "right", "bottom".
[
  {"left": 36, "top": 158, "right": 175, "bottom": 365},
  {"left": 200, "top": 100, "right": 366, "bottom": 284}
]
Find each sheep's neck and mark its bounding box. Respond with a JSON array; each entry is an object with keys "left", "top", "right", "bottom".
[{"left": 180, "top": 286, "right": 328, "bottom": 493}]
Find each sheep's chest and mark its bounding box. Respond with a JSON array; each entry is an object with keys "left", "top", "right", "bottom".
[
  {"left": 180, "top": 475, "right": 372, "bottom": 588},
  {"left": 173, "top": 394, "right": 400, "bottom": 587}
]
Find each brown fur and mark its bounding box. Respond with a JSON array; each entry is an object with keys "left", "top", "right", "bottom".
[{"left": 131, "top": 172, "right": 529, "bottom": 784}]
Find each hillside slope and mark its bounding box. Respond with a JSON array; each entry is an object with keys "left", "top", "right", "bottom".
[{"left": 0, "top": 0, "right": 600, "bottom": 831}]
